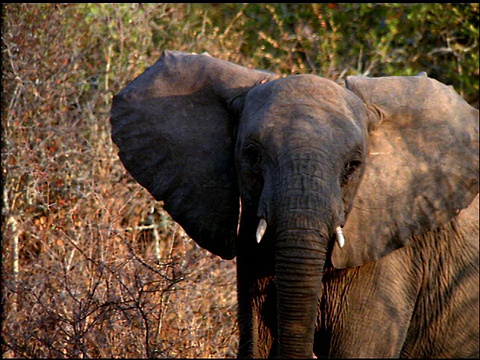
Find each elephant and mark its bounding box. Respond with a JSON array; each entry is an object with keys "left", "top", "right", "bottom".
[{"left": 110, "top": 50, "right": 479, "bottom": 358}]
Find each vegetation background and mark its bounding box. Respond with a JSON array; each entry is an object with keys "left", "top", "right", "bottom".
[{"left": 2, "top": 3, "right": 478, "bottom": 358}]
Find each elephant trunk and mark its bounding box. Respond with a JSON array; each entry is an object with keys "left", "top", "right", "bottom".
[
  {"left": 275, "top": 228, "right": 327, "bottom": 358},
  {"left": 270, "top": 154, "right": 342, "bottom": 357}
]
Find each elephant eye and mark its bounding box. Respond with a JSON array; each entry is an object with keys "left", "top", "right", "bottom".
[
  {"left": 243, "top": 144, "right": 262, "bottom": 166},
  {"left": 342, "top": 160, "right": 362, "bottom": 185}
]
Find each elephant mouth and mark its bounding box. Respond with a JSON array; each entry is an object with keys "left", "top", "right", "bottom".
[{"left": 256, "top": 217, "right": 345, "bottom": 248}]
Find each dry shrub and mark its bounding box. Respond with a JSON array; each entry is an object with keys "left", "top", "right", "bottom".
[{"left": 2, "top": 4, "right": 237, "bottom": 358}]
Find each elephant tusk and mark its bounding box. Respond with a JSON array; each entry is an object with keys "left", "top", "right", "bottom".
[
  {"left": 336, "top": 226, "right": 345, "bottom": 248},
  {"left": 256, "top": 218, "right": 267, "bottom": 243}
]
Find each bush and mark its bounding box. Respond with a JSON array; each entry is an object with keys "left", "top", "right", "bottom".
[{"left": 2, "top": 3, "right": 478, "bottom": 358}]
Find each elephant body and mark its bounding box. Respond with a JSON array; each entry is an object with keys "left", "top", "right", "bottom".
[
  {"left": 318, "top": 195, "right": 479, "bottom": 358},
  {"left": 110, "top": 51, "right": 479, "bottom": 358},
  {"left": 237, "top": 196, "right": 479, "bottom": 358}
]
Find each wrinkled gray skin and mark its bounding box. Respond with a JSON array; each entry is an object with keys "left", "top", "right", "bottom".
[{"left": 110, "top": 51, "right": 479, "bottom": 358}]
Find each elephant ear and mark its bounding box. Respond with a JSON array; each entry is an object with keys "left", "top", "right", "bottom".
[
  {"left": 332, "top": 73, "right": 479, "bottom": 268},
  {"left": 110, "top": 50, "right": 277, "bottom": 259}
]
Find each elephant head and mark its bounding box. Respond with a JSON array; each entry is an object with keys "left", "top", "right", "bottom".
[{"left": 110, "top": 51, "right": 479, "bottom": 357}]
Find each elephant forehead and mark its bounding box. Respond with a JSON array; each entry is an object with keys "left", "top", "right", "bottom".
[
  {"left": 241, "top": 75, "right": 366, "bottom": 144},
  {"left": 251, "top": 75, "right": 351, "bottom": 104},
  {"left": 245, "top": 75, "right": 365, "bottom": 125}
]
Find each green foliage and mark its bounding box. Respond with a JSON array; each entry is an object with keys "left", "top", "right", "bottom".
[
  {"left": 7, "top": 3, "right": 474, "bottom": 102},
  {"left": 2, "top": 3, "right": 478, "bottom": 358},
  {"left": 77, "top": 3, "right": 478, "bottom": 104}
]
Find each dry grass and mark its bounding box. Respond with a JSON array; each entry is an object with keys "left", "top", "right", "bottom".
[{"left": 2, "top": 3, "right": 477, "bottom": 358}]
